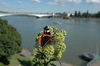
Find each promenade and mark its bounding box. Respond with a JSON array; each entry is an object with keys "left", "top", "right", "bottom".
[
  {"left": 87, "top": 56, "right": 100, "bottom": 66},
  {"left": 91, "top": 60, "right": 100, "bottom": 66}
]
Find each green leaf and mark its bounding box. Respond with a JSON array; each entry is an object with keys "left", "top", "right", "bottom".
[
  {"left": 55, "top": 57, "right": 62, "bottom": 65},
  {"left": 49, "top": 57, "right": 56, "bottom": 62},
  {"left": 50, "top": 63, "right": 57, "bottom": 66}
]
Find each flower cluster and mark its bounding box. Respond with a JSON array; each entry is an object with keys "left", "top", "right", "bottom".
[{"left": 31, "top": 26, "right": 67, "bottom": 66}]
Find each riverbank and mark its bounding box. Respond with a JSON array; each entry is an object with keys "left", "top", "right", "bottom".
[
  {"left": 7, "top": 54, "right": 30, "bottom": 66},
  {"left": 8, "top": 54, "right": 76, "bottom": 66},
  {"left": 72, "top": 17, "right": 100, "bottom": 21},
  {"left": 18, "top": 48, "right": 76, "bottom": 66},
  {"left": 52, "top": 61, "right": 76, "bottom": 66}
]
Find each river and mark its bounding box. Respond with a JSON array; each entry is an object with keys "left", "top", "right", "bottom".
[{"left": 1, "top": 16, "right": 100, "bottom": 66}]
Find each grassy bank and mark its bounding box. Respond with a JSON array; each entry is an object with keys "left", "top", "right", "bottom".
[{"left": 7, "top": 54, "right": 31, "bottom": 66}]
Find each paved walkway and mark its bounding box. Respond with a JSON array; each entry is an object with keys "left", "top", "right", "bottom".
[
  {"left": 89, "top": 56, "right": 100, "bottom": 66},
  {"left": 91, "top": 60, "right": 100, "bottom": 66},
  {"left": 52, "top": 61, "right": 76, "bottom": 66},
  {"left": 19, "top": 48, "right": 32, "bottom": 58}
]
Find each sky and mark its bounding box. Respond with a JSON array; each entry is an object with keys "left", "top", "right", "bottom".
[{"left": 0, "top": 0, "right": 100, "bottom": 13}]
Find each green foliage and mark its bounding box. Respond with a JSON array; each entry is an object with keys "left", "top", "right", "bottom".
[
  {"left": 95, "top": 11, "right": 100, "bottom": 18},
  {"left": 0, "top": 18, "right": 22, "bottom": 64},
  {"left": 77, "top": 11, "right": 81, "bottom": 17},
  {"left": 31, "top": 26, "right": 67, "bottom": 66},
  {"left": 74, "top": 11, "right": 78, "bottom": 17},
  {"left": 74, "top": 10, "right": 100, "bottom": 18}
]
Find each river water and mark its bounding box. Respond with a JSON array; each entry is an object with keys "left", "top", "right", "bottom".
[{"left": 1, "top": 16, "right": 100, "bottom": 66}]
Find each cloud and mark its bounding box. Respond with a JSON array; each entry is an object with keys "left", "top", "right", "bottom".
[
  {"left": 66, "top": 0, "right": 82, "bottom": 4},
  {"left": 86, "top": 0, "right": 100, "bottom": 4},
  {"left": 47, "top": 1, "right": 58, "bottom": 5},
  {"left": 47, "top": 0, "right": 82, "bottom": 5},
  {"left": 17, "top": 1, "right": 22, "bottom": 4},
  {"left": 32, "top": 0, "right": 40, "bottom": 3},
  {"left": 1, "top": 2, "right": 9, "bottom": 7}
]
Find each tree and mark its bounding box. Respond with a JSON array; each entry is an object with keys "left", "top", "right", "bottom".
[
  {"left": 82, "top": 12, "right": 87, "bottom": 17},
  {"left": 86, "top": 10, "right": 89, "bottom": 17},
  {"left": 75, "top": 11, "right": 78, "bottom": 17},
  {"left": 0, "top": 18, "right": 22, "bottom": 64},
  {"left": 95, "top": 11, "right": 100, "bottom": 18},
  {"left": 31, "top": 26, "right": 67, "bottom": 66},
  {"left": 62, "top": 12, "right": 67, "bottom": 16},
  {"left": 77, "top": 11, "right": 81, "bottom": 17},
  {"left": 82, "top": 10, "right": 90, "bottom": 18}
]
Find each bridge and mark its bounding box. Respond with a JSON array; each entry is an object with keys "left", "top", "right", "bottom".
[
  {"left": 0, "top": 13, "right": 55, "bottom": 18},
  {"left": 0, "top": 13, "right": 14, "bottom": 17},
  {"left": 28, "top": 14, "right": 53, "bottom": 18}
]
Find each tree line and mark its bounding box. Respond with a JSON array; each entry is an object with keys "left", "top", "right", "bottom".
[
  {"left": 56, "top": 11, "right": 100, "bottom": 18},
  {"left": 74, "top": 10, "right": 100, "bottom": 18}
]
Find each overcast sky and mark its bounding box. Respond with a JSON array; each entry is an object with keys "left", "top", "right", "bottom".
[{"left": 0, "top": 0, "right": 100, "bottom": 13}]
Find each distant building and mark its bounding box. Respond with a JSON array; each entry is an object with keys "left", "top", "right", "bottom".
[
  {"left": 52, "top": 13, "right": 59, "bottom": 17},
  {"left": 67, "top": 12, "right": 71, "bottom": 17},
  {"left": 70, "top": 13, "right": 75, "bottom": 17},
  {"left": 63, "top": 12, "right": 71, "bottom": 19},
  {"left": 52, "top": 13, "right": 55, "bottom": 17},
  {"left": 67, "top": 12, "right": 75, "bottom": 17}
]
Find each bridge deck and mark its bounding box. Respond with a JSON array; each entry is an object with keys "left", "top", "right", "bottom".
[{"left": 0, "top": 13, "right": 53, "bottom": 17}]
